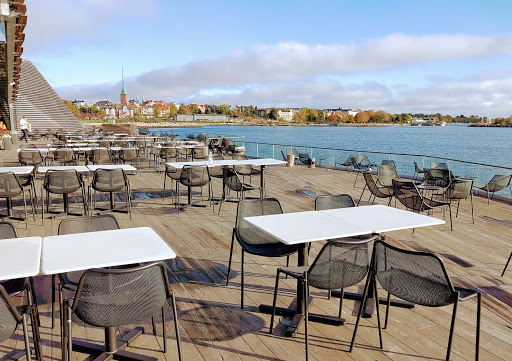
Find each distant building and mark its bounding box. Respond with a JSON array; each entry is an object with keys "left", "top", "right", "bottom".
[
  {"left": 411, "top": 118, "right": 435, "bottom": 126},
  {"left": 277, "top": 109, "right": 295, "bottom": 122},
  {"left": 95, "top": 100, "right": 116, "bottom": 118},
  {"left": 118, "top": 104, "right": 135, "bottom": 118},
  {"left": 72, "top": 100, "right": 87, "bottom": 107},
  {"left": 120, "top": 69, "right": 127, "bottom": 106},
  {"left": 325, "top": 108, "right": 360, "bottom": 117}
]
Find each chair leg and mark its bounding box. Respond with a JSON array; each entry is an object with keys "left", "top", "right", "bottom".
[
  {"left": 22, "top": 314, "right": 32, "bottom": 361},
  {"left": 226, "top": 230, "right": 235, "bottom": 286},
  {"left": 51, "top": 274, "right": 56, "bottom": 328},
  {"left": 269, "top": 270, "right": 281, "bottom": 334},
  {"left": 169, "top": 290, "right": 182, "bottom": 361},
  {"left": 349, "top": 272, "right": 373, "bottom": 352},
  {"left": 241, "top": 249, "right": 245, "bottom": 308},
  {"left": 163, "top": 174, "right": 167, "bottom": 200},
  {"left": 374, "top": 279, "right": 383, "bottom": 350},
  {"left": 470, "top": 192, "right": 474, "bottom": 224},
  {"left": 476, "top": 293, "right": 481, "bottom": 361},
  {"left": 384, "top": 292, "right": 391, "bottom": 329},
  {"left": 501, "top": 251, "right": 512, "bottom": 277},
  {"left": 446, "top": 295, "right": 459, "bottom": 361},
  {"left": 162, "top": 306, "right": 167, "bottom": 354},
  {"left": 303, "top": 279, "right": 309, "bottom": 361},
  {"left": 448, "top": 204, "right": 453, "bottom": 231},
  {"left": 357, "top": 185, "right": 366, "bottom": 205},
  {"left": 67, "top": 303, "right": 73, "bottom": 361},
  {"left": 338, "top": 288, "right": 344, "bottom": 318},
  {"left": 152, "top": 316, "right": 157, "bottom": 335}
]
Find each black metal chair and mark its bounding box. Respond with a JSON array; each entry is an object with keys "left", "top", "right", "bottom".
[
  {"left": 475, "top": 174, "right": 512, "bottom": 204},
  {"left": 52, "top": 148, "right": 77, "bottom": 166},
  {"left": 226, "top": 198, "right": 299, "bottom": 308},
  {"left": 52, "top": 215, "right": 120, "bottom": 331},
  {"left": 18, "top": 149, "right": 44, "bottom": 167},
  {"left": 377, "top": 164, "right": 400, "bottom": 187},
  {"left": 358, "top": 171, "right": 394, "bottom": 206},
  {"left": 192, "top": 146, "right": 209, "bottom": 161},
  {"left": 163, "top": 164, "right": 182, "bottom": 203},
  {"left": 392, "top": 179, "right": 453, "bottom": 231},
  {"left": 217, "top": 167, "right": 261, "bottom": 214},
  {"left": 41, "top": 169, "right": 87, "bottom": 220},
  {"left": 413, "top": 161, "right": 427, "bottom": 181},
  {"left": 89, "top": 168, "right": 131, "bottom": 218},
  {"left": 233, "top": 154, "right": 261, "bottom": 185},
  {"left": 502, "top": 251, "right": 512, "bottom": 277},
  {"left": 177, "top": 165, "right": 213, "bottom": 211},
  {"left": 0, "top": 172, "right": 30, "bottom": 228},
  {"left": 351, "top": 154, "right": 376, "bottom": 188},
  {"left": 350, "top": 240, "right": 481, "bottom": 361},
  {"left": 271, "top": 238, "right": 376, "bottom": 361},
  {"left": 444, "top": 178, "right": 474, "bottom": 223},
  {"left": 298, "top": 153, "right": 315, "bottom": 166},
  {"left": 158, "top": 146, "right": 179, "bottom": 171},
  {"left": 0, "top": 284, "right": 42, "bottom": 361},
  {"left": 119, "top": 147, "right": 140, "bottom": 172},
  {"left": 87, "top": 147, "right": 111, "bottom": 165},
  {"left": 63, "top": 262, "right": 182, "bottom": 361}
]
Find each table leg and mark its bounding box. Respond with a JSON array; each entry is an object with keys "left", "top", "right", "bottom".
[
  {"left": 260, "top": 165, "right": 265, "bottom": 198},
  {"left": 6, "top": 198, "right": 12, "bottom": 217}
]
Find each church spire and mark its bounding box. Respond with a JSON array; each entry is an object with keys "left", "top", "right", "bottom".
[
  {"left": 120, "top": 67, "right": 127, "bottom": 105},
  {"left": 120, "top": 67, "right": 127, "bottom": 95}
]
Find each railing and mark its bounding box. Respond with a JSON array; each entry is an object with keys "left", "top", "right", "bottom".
[{"left": 241, "top": 141, "right": 512, "bottom": 199}]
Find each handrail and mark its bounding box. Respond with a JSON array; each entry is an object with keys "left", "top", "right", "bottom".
[{"left": 241, "top": 140, "right": 512, "bottom": 171}]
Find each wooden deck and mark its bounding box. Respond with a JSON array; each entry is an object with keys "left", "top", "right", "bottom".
[{"left": 1, "top": 145, "right": 511, "bottom": 360}]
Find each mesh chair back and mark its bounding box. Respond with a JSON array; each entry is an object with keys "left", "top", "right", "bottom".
[
  {"left": 192, "top": 146, "right": 208, "bottom": 160},
  {"left": 92, "top": 168, "right": 127, "bottom": 193},
  {"left": 98, "top": 140, "right": 110, "bottom": 148},
  {"left": 0, "top": 286, "right": 20, "bottom": 343},
  {"left": 18, "top": 150, "right": 43, "bottom": 166},
  {"left": 159, "top": 147, "right": 178, "bottom": 161},
  {"left": 73, "top": 264, "right": 167, "bottom": 328},
  {"left": 363, "top": 172, "right": 393, "bottom": 198},
  {"left": 0, "top": 172, "right": 23, "bottom": 197},
  {"left": 485, "top": 174, "right": 512, "bottom": 192},
  {"left": 430, "top": 162, "right": 449, "bottom": 170},
  {"left": 392, "top": 179, "right": 425, "bottom": 212},
  {"left": 236, "top": 198, "right": 283, "bottom": 245},
  {"left": 43, "top": 169, "right": 82, "bottom": 195},
  {"left": 377, "top": 164, "right": 399, "bottom": 186},
  {"left": 224, "top": 168, "right": 245, "bottom": 192},
  {"left": 89, "top": 148, "right": 110, "bottom": 164},
  {"left": 414, "top": 162, "right": 424, "bottom": 173},
  {"left": 165, "top": 164, "right": 182, "bottom": 180},
  {"left": 119, "top": 148, "right": 138, "bottom": 162},
  {"left": 232, "top": 154, "right": 252, "bottom": 175},
  {"left": 424, "top": 169, "right": 452, "bottom": 187},
  {"left": 0, "top": 221, "right": 17, "bottom": 239},
  {"left": 353, "top": 154, "right": 371, "bottom": 169},
  {"left": 178, "top": 147, "right": 192, "bottom": 158},
  {"left": 298, "top": 153, "right": 314, "bottom": 165},
  {"left": 308, "top": 240, "right": 369, "bottom": 290},
  {"left": 445, "top": 179, "right": 472, "bottom": 200},
  {"left": 315, "top": 194, "right": 355, "bottom": 210},
  {"left": 209, "top": 155, "right": 225, "bottom": 178},
  {"left": 134, "top": 139, "right": 145, "bottom": 148},
  {"left": 58, "top": 214, "right": 120, "bottom": 235},
  {"left": 114, "top": 139, "right": 127, "bottom": 147},
  {"left": 374, "top": 240, "right": 455, "bottom": 307},
  {"left": 54, "top": 148, "right": 75, "bottom": 163},
  {"left": 179, "top": 165, "right": 210, "bottom": 187},
  {"left": 381, "top": 160, "right": 395, "bottom": 167}
]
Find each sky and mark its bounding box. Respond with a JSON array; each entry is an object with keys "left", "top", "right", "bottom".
[{"left": 23, "top": 0, "right": 512, "bottom": 118}]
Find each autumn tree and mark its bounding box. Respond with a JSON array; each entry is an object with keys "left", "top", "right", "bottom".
[
  {"left": 169, "top": 104, "right": 178, "bottom": 117},
  {"left": 64, "top": 100, "right": 80, "bottom": 119},
  {"left": 354, "top": 111, "right": 370, "bottom": 123},
  {"left": 293, "top": 108, "right": 309, "bottom": 123}
]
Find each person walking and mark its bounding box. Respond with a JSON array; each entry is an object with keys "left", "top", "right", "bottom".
[{"left": 19, "top": 115, "right": 29, "bottom": 142}]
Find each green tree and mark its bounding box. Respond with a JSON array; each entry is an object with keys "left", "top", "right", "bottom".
[
  {"left": 269, "top": 108, "right": 280, "bottom": 120},
  {"left": 169, "top": 104, "right": 178, "bottom": 117},
  {"left": 293, "top": 108, "right": 308, "bottom": 123},
  {"left": 64, "top": 100, "right": 81, "bottom": 118},
  {"left": 154, "top": 107, "right": 162, "bottom": 118}
]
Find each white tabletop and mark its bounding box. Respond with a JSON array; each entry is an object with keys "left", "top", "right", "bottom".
[
  {"left": 166, "top": 158, "right": 287, "bottom": 169},
  {"left": 244, "top": 211, "right": 374, "bottom": 245},
  {"left": 320, "top": 205, "right": 445, "bottom": 233},
  {"left": 41, "top": 227, "right": 176, "bottom": 275},
  {"left": 87, "top": 164, "right": 137, "bottom": 171},
  {"left": 37, "top": 166, "right": 90, "bottom": 173},
  {"left": 0, "top": 166, "right": 34, "bottom": 174},
  {"left": 0, "top": 237, "right": 42, "bottom": 281}
]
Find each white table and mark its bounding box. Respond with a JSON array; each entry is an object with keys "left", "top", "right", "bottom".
[
  {"left": 0, "top": 236, "right": 42, "bottom": 281},
  {"left": 245, "top": 205, "right": 444, "bottom": 334},
  {"left": 166, "top": 158, "right": 286, "bottom": 198},
  {"left": 87, "top": 164, "right": 137, "bottom": 172},
  {"left": 0, "top": 166, "right": 34, "bottom": 175},
  {"left": 41, "top": 227, "right": 176, "bottom": 360},
  {"left": 37, "top": 165, "right": 89, "bottom": 174}
]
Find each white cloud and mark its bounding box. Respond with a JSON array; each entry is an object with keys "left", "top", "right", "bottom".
[
  {"left": 53, "top": 33, "right": 512, "bottom": 117},
  {"left": 24, "top": 0, "right": 158, "bottom": 52}
]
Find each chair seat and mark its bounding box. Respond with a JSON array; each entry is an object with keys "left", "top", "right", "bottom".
[
  {"left": 238, "top": 238, "right": 299, "bottom": 257},
  {"left": 455, "top": 286, "right": 479, "bottom": 301},
  {"left": 279, "top": 265, "right": 310, "bottom": 279}
]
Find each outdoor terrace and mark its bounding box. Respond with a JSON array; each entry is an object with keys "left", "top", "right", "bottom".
[{"left": 0, "top": 144, "right": 511, "bottom": 361}]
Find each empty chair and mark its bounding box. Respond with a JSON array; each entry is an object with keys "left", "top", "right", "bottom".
[
  {"left": 475, "top": 174, "right": 512, "bottom": 204},
  {"left": 0, "top": 284, "right": 42, "bottom": 361},
  {"left": 377, "top": 164, "right": 400, "bottom": 187},
  {"left": 226, "top": 198, "right": 299, "bottom": 308},
  {"left": 134, "top": 138, "right": 146, "bottom": 158},
  {"left": 423, "top": 168, "right": 453, "bottom": 188},
  {"left": 351, "top": 154, "right": 375, "bottom": 188},
  {"left": 89, "top": 168, "right": 131, "bottom": 218},
  {"left": 163, "top": 164, "right": 182, "bottom": 203},
  {"left": 337, "top": 154, "right": 356, "bottom": 171},
  {"left": 350, "top": 240, "right": 481, "bottom": 361},
  {"left": 119, "top": 147, "right": 139, "bottom": 170},
  {"left": 159, "top": 146, "right": 179, "bottom": 171},
  {"left": 87, "top": 147, "right": 110, "bottom": 165},
  {"left": 113, "top": 139, "right": 127, "bottom": 147},
  {"left": 41, "top": 169, "right": 87, "bottom": 219},
  {"left": 178, "top": 146, "right": 192, "bottom": 161},
  {"left": 52, "top": 215, "right": 120, "bottom": 329},
  {"left": 63, "top": 262, "right": 182, "bottom": 361},
  {"left": 97, "top": 139, "right": 110, "bottom": 148},
  {"left": 18, "top": 149, "right": 44, "bottom": 167},
  {"left": 315, "top": 194, "right": 356, "bottom": 210},
  {"left": 217, "top": 167, "right": 261, "bottom": 214},
  {"left": 177, "top": 165, "right": 213, "bottom": 210},
  {"left": 444, "top": 178, "right": 474, "bottom": 223},
  {"left": 413, "top": 161, "right": 427, "bottom": 181},
  {"left": 392, "top": 179, "right": 452, "bottom": 230},
  {"left": 0, "top": 172, "right": 30, "bottom": 228},
  {"left": 192, "top": 145, "right": 209, "bottom": 161},
  {"left": 233, "top": 154, "right": 261, "bottom": 185},
  {"left": 298, "top": 153, "right": 315, "bottom": 166},
  {"left": 358, "top": 171, "right": 394, "bottom": 205},
  {"left": 53, "top": 148, "right": 77, "bottom": 166},
  {"left": 380, "top": 159, "right": 395, "bottom": 167},
  {"left": 271, "top": 238, "right": 375, "bottom": 361}
]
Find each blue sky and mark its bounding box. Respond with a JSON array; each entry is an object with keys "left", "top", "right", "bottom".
[{"left": 24, "top": 0, "right": 512, "bottom": 117}]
